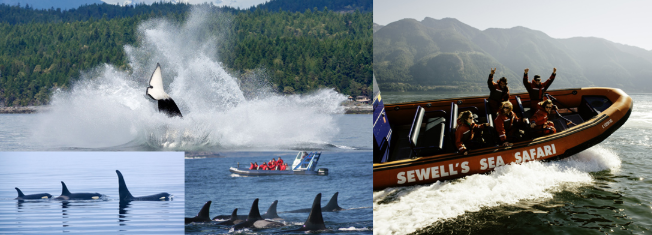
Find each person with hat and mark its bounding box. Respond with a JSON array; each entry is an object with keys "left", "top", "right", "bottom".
[{"left": 523, "top": 68, "right": 556, "bottom": 110}]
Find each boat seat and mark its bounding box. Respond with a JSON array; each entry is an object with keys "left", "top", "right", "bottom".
[
  {"left": 447, "top": 102, "right": 459, "bottom": 153},
  {"left": 483, "top": 99, "right": 498, "bottom": 147},
  {"left": 516, "top": 96, "right": 531, "bottom": 121},
  {"left": 408, "top": 106, "right": 446, "bottom": 156}
]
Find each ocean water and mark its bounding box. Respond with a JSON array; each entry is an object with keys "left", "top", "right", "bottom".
[
  {"left": 0, "top": 152, "right": 185, "bottom": 234},
  {"left": 373, "top": 92, "right": 652, "bottom": 235},
  {"left": 185, "top": 151, "right": 373, "bottom": 234},
  {"left": 0, "top": 8, "right": 368, "bottom": 152}
]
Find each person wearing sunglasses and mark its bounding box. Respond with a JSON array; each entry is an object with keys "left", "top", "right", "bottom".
[
  {"left": 487, "top": 68, "right": 510, "bottom": 114},
  {"left": 530, "top": 99, "right": 557, "bottom": 136},
  {"left": 494, "top": 101, "right": 527, "bottom": 147},
  {"left": 523, "top": 67, "right": 556, "bottom": 110},
  {"left": 455, "top": 110, "right": 489, "bottom": 155}
]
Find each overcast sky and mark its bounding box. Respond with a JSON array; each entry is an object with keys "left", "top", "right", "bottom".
[
  {"left": 101, "top": 0, "right": 268, "bottom": 9},
  {"left": 374, "top": 0, "right": 652, "bottom": 51}
]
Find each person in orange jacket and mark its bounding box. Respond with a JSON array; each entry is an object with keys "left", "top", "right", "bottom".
[
  {"left": 487, "top": 68, "right": 510, "bottom": 115},
  {"left": 530, "top": 100, "right": 557, "bottom": 136},
  {"left": 494, "top": 101, "right": 527, "bottom": 147},
  {"left": 523, "top": 68, "right": 556, "bottom": 110},
  {"left": 455, "top": 110, "right": 489, "bottom": 155}
]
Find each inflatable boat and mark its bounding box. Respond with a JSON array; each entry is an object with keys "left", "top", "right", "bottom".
[
  {"left": 230, "top": 152, "right": 328, "bottom": 176},
  {"left": 373, "top": 78, "right": 632, "bottom": 190}
]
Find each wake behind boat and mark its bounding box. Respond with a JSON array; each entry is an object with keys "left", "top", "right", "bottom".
[
  {"left": 229, "top": 152, "right": 329, "bottom": 176},
  {"left": 373, "top": 77, "right": 632, "bottom": 190}
]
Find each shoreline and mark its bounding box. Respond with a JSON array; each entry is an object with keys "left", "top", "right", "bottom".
[{"left": 0, "top": 105, "right": 372, "bottom": 114}]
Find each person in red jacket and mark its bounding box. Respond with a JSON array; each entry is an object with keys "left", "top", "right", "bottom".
[
  {"left": 455, "top": 110, "right": 489, "bottom": 155},
  {"left": 530, "top": 100, "right": 557, "bottom": 137},
  {"left": 249, "top": 162, "right": 256, "bottom": 170},
  {"left": 280, "top": 163, "right": 287, "bottom": 171},
  {"left": 277, "top": 157, "right": 284, "bottom": 166},
  {"left": 260, "top": 164, "right": 268, "bottom": 170},
  {"left": 523, "top": 68, "right": 556, "bottom": 110},
  {"left": 494, "top": 101, "right": 527, "bottom": 147},
  {"left": 487, "top": 68, "right": 510, "bottom": 114}
]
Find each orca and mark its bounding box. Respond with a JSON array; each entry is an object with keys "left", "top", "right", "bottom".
[
  {"left": 146, "top": 63, "right": 183, "bottom": 118},
  {"left": 54, "top": 181, "right": 103, "bottom": 200},
  {"left": 214, "top": 208, "right": 244, "bottom": 226},
  {"left": 285, "top": 192, "right": 344, "bottom": 213},
  {"left": 232, "top": 198, "right": 284, "bottom": 230},
  {"left": 116, "top": 170, "right": 171, "bottom": 201},
  {"left": 282, "top": 193, "right": 327, "bottom": 232},
  {"left": 185, "top": 201, "right": 212, "bottom": 224},
  {"left": 213, "top": 200, "right": 280, "bottom": 220},
  {"left": 15, "top": 187, "right": 52, "bottom": 200}
]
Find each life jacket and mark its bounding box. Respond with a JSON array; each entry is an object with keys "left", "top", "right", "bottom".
[
  {"left": 455, "top": 119, "right": 477, "bottom": 152},
  {"left": 249, "top": 163, "right": 255, "bottom": 170},
  {"left": 277, "top": 159, "right": 284, "bottom": 165},
  {"left": 280, "top": 165, "right": 286, "bottom": 171},
  {"left": 494, "top": 111, "right": 519, "bottom": 142}
]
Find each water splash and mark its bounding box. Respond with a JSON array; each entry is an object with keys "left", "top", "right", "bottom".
[
  {"left": 373, "top": 145, "right": 621, "bottom": 235},
  {"left": 31, "top": 8, "right": 346, "bottom": 150}
]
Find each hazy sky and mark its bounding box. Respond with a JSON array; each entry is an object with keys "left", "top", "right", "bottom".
[
  {"left": 101, "top": 0, "right": 268, "bottom": 9},
  {"left": 374, "top": 0, "right": 652, "bottom": 51}
]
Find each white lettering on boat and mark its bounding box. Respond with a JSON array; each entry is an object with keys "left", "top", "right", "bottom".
[
  {"left": 480, "top": 156, "right": 505, "bottom": 170},
  {"left": 602, "top": 119, "right": 613, "bottom": 129},
  {"left": 515, "top": 144, "right": 556, "bottom": 163},
  {"left": 396, "top": 161, "right": 469, "bottom": 184}
]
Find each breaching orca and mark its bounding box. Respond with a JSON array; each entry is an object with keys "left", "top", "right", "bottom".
[
  {"left": 15, "top": 187, "right": 52, "bottom": 200},
  {"left": 282, "top": 193, "right": 328, "bottom": 232},
  {"left": 212, "top": 200, "right": 281, "bottom": 220},
  {"left": 214, "top": 208, "right": 244, "bottom": 226},
  {"left": 285, "top": 192, "right": 344, "bottom": 213},
  {"left": 185, "top": 201, "right": 212, "bottom": 224},
  {"left": 116, "top": 170, "right": 171, "bottom": 201},
  {"left": 232, "top": 198, "right": 284, "bottom": 230},
  {"left": 54, "top": 181, "right": 103, "bottom": 200},
  {"left": 146, "top": 63, "right": 182, "bottom": 118}
]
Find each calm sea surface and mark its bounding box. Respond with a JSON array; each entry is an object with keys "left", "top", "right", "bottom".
[
  {"left": 185, "top": 151, "right": 373, "bottom": 234},
  {"left": 374, "top": 92, "right": 652, "bottom": 235},
  {"left": 0, "top": 114, "right": 370, "bottom": 151},
  {"left": 0, "top": 152, "right": 185, "bottom": 234}
]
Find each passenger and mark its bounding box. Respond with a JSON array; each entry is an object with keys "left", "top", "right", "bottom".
[
  {"left": 530, "top": 100, "right": 557, "bottom": 137},
  {"left": 260, "top": 164, "right": 268, "bottom": 170},
  {"left": 277, "top": 157, "right": 284, "bottom": 165},
  {"left": 249, "top": 162, "right": 256, "bottom": 170},
  {"left": 455, "top": 110, "right": 489, "bottom": 155},
  {"left": 523, "top": 68, "right": 557, "bottom": 110},
  {"left": 487, "top": 68, "right": 510, "bottom": 114},
  {"left": 494, "top": 101, "right": 526, "bottom": 147},
  {"left": 280, "top": 163, "right": 287, "bottom": 171},
  {"left": 254, "top": 162, "right": 259, "bottom": 170}
]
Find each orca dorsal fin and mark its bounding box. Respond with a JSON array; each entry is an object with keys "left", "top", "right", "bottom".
[
  {"left": 115, "top": 170, "right": 134, "bottom": 201},
  {"left": 302, "top": 193, "right": 326, "bottom": 230},
  {"left": 197, "top": 201, "right": 212, "bottom": 219},
  {"left": 247, "top": 198, "right": 263, "bottom": 221},
  {"left": 15, "top": 187, "right": 25, "bottom": 197},
  {"left": 323, "top": 192, "right": 343, "bottom": 211},
  {"left": 60, "top": 181, "right": 71, "bottom": 196},
  {"left": 265, "top": 200, "right": 279, "bottom": 218},
  {"left": 230, "top": 208, "right": 238, "bottom": 220},
  {"left": 146, "top": 63, "right": 170, "bottom": 100}
]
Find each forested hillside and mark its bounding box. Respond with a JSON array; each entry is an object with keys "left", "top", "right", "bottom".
[
  {"left": 0, "top": 1, "right": 372, "bottom": 106},
  {"left": 374, "top": 17, "right": 652, "bottom": 93}
]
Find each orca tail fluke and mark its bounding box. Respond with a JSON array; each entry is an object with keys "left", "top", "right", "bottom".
[
  {"left": 60, "top": 181, "right": 71, "bottom": 196},
  {"left": 302, "top": 193, "right": 327, "bottom": 231},
  {"left": 146, "top": 63, "right": 182, "bottom": 118},
  {"left": 15, "top": 187, "right": 25, "bottom": 197},
  {"left": 247, "top": 198, "right": 262, "bottom": 221},
  {"left": 115, "top": 170, "right": 134, "bottom": 201},
  {"left": 323, "top": 192, "right": 344, "bottom": 211}
]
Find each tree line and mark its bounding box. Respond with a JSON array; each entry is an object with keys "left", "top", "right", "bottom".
[{"left": 0, "top": 2, "right": 371, "bottom": 106}]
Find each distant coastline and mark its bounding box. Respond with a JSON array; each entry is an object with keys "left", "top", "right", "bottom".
[{"left": 0, "top": 105, "right": 372, "bottom": 114}]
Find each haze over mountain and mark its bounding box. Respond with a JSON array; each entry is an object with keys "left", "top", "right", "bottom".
[
  {"left": 0, "top": 0, "right": 104, "bottom": 10},
  {"left": 374, "top": 17, "right": 652, "bottom": 93}
]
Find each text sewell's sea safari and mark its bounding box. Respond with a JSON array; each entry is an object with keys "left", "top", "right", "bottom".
[{"left": 372, "top": 76, "right": 632, "bottom": 190}]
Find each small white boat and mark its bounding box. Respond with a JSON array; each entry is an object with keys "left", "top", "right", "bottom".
[{"left": 229, "top": 152, "right": 328, "bottom": 176}]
